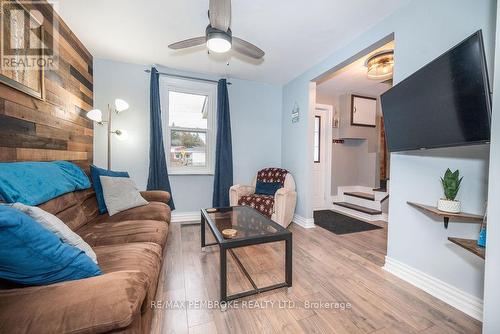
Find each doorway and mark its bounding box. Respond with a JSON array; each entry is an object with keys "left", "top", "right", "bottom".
[{"left": 310, "top": 38, "right": 394, "bottom": 223}]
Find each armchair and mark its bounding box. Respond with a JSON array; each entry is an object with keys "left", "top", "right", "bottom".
[{"left": 229, "top": 168, "right": 297, "bottom": 228}]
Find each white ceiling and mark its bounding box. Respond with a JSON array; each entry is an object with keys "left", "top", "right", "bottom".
[
  {"left": 55, "top": 0, "right": 408, "bottom": 85},
  {"left": 317, "top": 41, "right": 394, "bottom": 100}
]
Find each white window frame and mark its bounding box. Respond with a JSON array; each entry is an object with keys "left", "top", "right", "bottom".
[{"left": 160, "top": 77, "right": 217, "bottom": 175}]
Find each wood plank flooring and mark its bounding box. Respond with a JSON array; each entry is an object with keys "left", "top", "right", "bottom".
[{"left": 151, "top": 221, "right": 481, "bottom": 334}]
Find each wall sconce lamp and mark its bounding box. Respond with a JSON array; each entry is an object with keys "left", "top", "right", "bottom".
[{"left": 86, "top": 98, "right": 130, "bottom": 169}]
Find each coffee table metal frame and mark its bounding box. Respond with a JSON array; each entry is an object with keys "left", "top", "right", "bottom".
[{"left": 200, "top": 206, "right": 292, "bottom": 302}]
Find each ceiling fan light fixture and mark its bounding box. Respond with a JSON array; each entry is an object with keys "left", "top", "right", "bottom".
[
  {"left": 365, "top": 49, "right": 394, "bottom": 81},
  {"left": 206, "top": 27, "right": 232, "bottom": 53}
]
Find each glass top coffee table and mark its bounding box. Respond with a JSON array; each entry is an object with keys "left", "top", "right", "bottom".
[{"left": 201, "top": 206, "right": 292, "bottom": 303}]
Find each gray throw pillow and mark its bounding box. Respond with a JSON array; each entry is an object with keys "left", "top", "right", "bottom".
[
  {"left": 99, "top": 176, "right": 148, "bottom": 216},
  {"left": 11, "top": 203, "right": 98, "bottom": 263}
]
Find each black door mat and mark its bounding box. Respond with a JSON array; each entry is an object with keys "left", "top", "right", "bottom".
[{"left": 313, "top": 210, "right": 383, "bottom": 235}]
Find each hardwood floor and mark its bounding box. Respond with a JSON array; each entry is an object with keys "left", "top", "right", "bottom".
[{"left": 151, "top": 220, "right": 481, "bottom": 334}]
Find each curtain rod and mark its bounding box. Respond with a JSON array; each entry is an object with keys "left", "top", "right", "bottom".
[{"left": 144, "top": 69, "right": 232, "bottom": 85}]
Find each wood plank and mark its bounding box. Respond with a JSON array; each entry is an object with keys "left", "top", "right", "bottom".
[
  {"left": 44, "top": 77, "right": 93, "bottom": 113},
  {"left": 448, "top": 238, "right": 485, "bottom": 259},
  {"left": 0, "top": 114, "right": 36, "bottom": 134},
  {"left": 67, "top": 141, "right": 93, "bottom": 153},
  {"left": 69, "top": 133, "right": 93, "bottom": 144},
  {"left": 407, "top": 202, "right": 484, "bottom": 223},
  {"left": 15, "top": 148, "right": 87, "bottom": 161},
  {"left": 35, "top": 124, "right": 69, "bottom": 141},
  {"left": 0, "top": 147, "right": 16, "bottom": 161},
  {"left": 70, "top": 65, "right": 93, "bottom": 91},
  {"left": 0, "top": 132, "right": 67, "bottom": 150},
  {"left": 333, "top": 202, "right": 382, "bottom": 215},
  {"left": 344, "top": 192, "right": 375, "bottom": 201},
  {"left": 2, "top": 100, "right": 90, "bottom": 134}
]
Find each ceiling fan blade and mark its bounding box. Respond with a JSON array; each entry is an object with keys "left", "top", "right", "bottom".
[
  {"left": 168, "top": 37, "right": 206, "bottom": 50},
  {"left": 209, "top": 0, "right": 231, "bottom": 31},
  {"left": 232, "top": 37, "right": 265, "bottom": 59}
]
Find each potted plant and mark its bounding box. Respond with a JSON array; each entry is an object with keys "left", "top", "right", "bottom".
[{"left": 437, "top": 169, "right": 463, "bottom": 213}]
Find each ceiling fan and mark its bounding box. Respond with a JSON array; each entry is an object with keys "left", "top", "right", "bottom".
[{"left": 168, "top": 0, "right": 265, "bottom": 59}]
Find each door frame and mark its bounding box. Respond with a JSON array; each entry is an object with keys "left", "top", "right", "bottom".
[{"left": 314, "top": 103, "right": 333, "bottom": 209}]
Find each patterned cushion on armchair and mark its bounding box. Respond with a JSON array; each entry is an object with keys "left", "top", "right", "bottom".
[
  {"left": 238, "top": 194, "right": 275, "bottom": 217},
  {"left": 237, "top": 168, "right": 288, "bottom": 217},
  {"left": 256, "top": 168, "right": 288, "bottom": 185}
]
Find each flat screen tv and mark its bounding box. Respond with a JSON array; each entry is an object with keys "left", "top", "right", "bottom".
[{"left": 380, "top": 30, "right": 491, "bottom": 152}]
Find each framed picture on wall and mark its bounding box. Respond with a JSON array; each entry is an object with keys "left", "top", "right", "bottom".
[
  {"left": 0, "top": 0, "right": 45, "bottom": 99},
  {"left": 351, "top": 94, "right": 377, "bottom": 127}
]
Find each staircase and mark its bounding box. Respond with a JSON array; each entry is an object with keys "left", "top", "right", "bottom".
[{"left": 332, "top": 185, "right": 389, "bottom": 222}]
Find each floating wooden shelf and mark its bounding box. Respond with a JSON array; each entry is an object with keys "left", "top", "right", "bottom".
[
  {"left": 448, "top": 237, "right": 485, "bottom": 259},
  {"left": 407, "top": 202, "right": 483, "bottom": 229}
]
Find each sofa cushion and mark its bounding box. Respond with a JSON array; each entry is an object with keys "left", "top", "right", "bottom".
[
  {"left": 94, "top": 242, "right": 163, "bottom": 313},
  {"left": 238, "top": 194, "right": 275, "bottom": 217},
  {"left": 38, "top": 188, "right": 99, "bottom": 231},
  {"left": 255, "top": 181, "right": 282, "bottom": 196},
  {"left": 0, "top": 271, "right": 149, "bottom": 334},
  {"left": 101, "top": 201, "right": 171, "bottom": 224},
  {"left": 90, "top": 165, "right": 130, "bottom": 214},
  {"left": 11, "top": 202, "right": 98, "bottom": 263},
  {"left": 140, "top": 190, "right": 171, "bottom": 204},
  {"left": 77, "top": 219, "right": 168, "bottom": 248},
  {"left": 100, "top": 176, "right": 148, "bottom": 216},
  {"left": 0, "top": 205, "right": 101, "bottom": 286}
]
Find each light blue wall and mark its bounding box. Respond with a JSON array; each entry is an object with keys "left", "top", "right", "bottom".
[
  {"left": 93, "top": 59, "right": 283, "bottom": 212},
  {"left": 483, "top": 2, "right": 500, "bottom": 332},
  {"left": 281, "top": 0, "right": 496, "bottom": 307},
  {"left": 282, "top": 0, "right": 496, "bottom": 219}
]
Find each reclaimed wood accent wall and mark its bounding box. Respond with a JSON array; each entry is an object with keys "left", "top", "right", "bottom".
[{"left": 0, "top": 2, "right": 93, "bottom": 170}]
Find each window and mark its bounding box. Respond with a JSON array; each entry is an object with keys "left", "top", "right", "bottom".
[
  {"left": 313, "top": 116, "right": 321, "bottom": 163},
  {"left": 160, "top": 77, "right": 217, "bottom": 174}
]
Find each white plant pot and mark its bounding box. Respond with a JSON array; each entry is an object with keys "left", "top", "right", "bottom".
[{"left": 437, "top": 199, "right": 461, "bottom": 213}]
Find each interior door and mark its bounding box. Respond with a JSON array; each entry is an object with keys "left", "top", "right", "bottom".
[{"left": 312, "top": 109, "right": 326, "bottom": 209}]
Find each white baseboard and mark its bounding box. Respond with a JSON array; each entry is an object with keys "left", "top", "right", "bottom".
[
  {"left": 383, "top": 256, "right": 483, "bottom": 321},
  {"left": 171, "top": 211, "right": 200, "bottom": 223},
  {"left": 293, "top": 214, "right": 315, "bottom": 229}
]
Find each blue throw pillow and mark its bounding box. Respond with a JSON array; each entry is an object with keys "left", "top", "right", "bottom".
[
  {"left": 255, "top": 181, "right": 282, "bottom": 196},
  {"left": 0, "top": 205, "right": 101, "bottom": 286},
  {"left": 90, "top": 165, "right": 130, "bottom": 214},
  {"left": 0, "top": 161, "right": 90, "bottom": 205}
]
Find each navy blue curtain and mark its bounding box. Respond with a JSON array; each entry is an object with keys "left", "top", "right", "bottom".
[
  {"left": 147, "top": 67, "right": 175, "bottom": 210},
  {"left": 212, "top": 79, "right": 233, "bottom": 207}
]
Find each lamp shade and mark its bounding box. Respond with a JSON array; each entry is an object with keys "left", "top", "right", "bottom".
[
  {"left": 114, "top": 99, "right": 129, "bottom": 112},
  {"left": 86, "top": 109, "right": 103, "bottom": 122},
  {"left": 114, "top": 129, "right": 129, "bottom": 141}
]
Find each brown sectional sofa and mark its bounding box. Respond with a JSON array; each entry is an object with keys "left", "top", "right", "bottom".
[{"left": 0, "top": 187, "right": 171, "bottom": 334}]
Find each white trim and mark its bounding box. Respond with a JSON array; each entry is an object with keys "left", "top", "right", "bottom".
[
  {"left": 292, "top": 214, "right": 315, "bottom": 229},
  {"left": 383, "top": 256, "right": 483, "bottom": 321},
  {"left": 171, "top": 211, "right": 200, "bottom": 223},
  {"left": 316, "top": 103, "right": 333, "bottom": 208}
]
